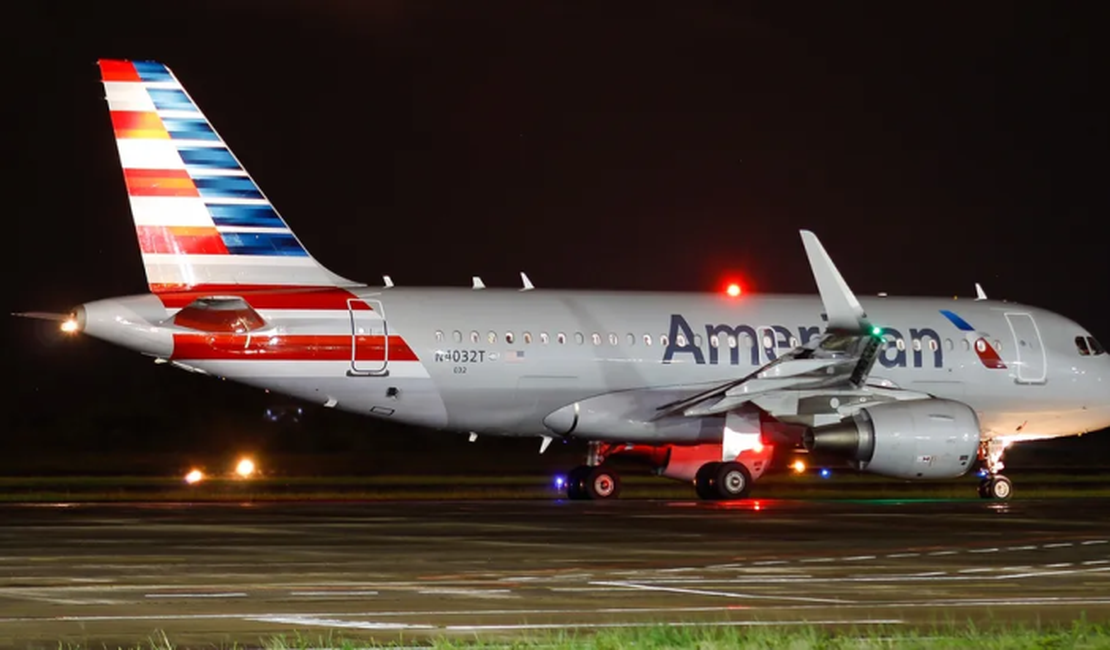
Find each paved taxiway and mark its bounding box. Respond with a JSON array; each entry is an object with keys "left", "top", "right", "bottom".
[{"left": 2, "top": 498, "right": 1110, "bottom": 646}]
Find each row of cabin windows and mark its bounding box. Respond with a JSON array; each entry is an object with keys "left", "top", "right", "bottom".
[
  {"left": 433, "top": 329, "right": 998, "bottom": 353},
  {"left": 1076, "top": 335, "right": 1106, "bottom": 356}
]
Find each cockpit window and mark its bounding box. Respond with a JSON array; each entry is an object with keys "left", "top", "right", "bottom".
[
  {"left": 1089, "top": 336, "right": 1106, "bottom": 355},
  {"left": 1075, "top": 336, "right": 1091, "bottom": 356}
]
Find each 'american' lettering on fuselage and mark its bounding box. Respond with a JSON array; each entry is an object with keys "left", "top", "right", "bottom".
[{"left": 662, "top": 314, "right": 943, "bottom": 369}]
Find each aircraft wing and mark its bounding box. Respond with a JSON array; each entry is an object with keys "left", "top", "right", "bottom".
[{"left": 655, "top": 230, "right": 887, "bottom": 419}]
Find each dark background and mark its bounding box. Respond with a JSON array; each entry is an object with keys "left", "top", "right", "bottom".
[{"left": 6, "top": 2, "right": 1109, "bottom": 474}]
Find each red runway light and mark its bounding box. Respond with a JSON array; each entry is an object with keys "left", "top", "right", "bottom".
[{"left": 726, "top": 283, "right": 742, "bottom": 297}]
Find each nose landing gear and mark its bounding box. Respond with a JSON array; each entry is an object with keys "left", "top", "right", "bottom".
[{"left": 977, "top": 438, "right": 1013, "bottom": 500}]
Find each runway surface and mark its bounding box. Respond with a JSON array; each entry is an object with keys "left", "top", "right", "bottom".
[{"left": 2, "top": 498, "right": 1110, "bottom": 646}]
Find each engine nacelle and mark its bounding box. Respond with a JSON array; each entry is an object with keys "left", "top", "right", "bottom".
[{"left": 803, "top": 399, "right": 979, "bottom": 479}]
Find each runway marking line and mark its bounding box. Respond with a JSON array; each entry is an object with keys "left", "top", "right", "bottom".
[
  {"left": 591, "top": 581, "right": 851, "bottom": 604},
  {"left": 289, "top": 591, "right": 379, "bottom": 597},
  {"left": 249, "top": 616, "right": 432, "bottom": 631},
  {"left": 444, "top": 619, "right": 906, "bottom": 631},
  {"left": 144, "top": 593, "right": 247, "bottom": 599}
]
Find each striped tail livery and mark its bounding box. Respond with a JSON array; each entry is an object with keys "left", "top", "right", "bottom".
[{"left": 99, "top": 59, "right": 353, "bottom": 293}]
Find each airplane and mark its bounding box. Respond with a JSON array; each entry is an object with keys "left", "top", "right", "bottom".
[{"left": 18, "top": 59, "right": 1110, "bottom": 502}]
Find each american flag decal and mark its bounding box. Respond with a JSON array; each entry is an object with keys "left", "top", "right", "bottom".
[{"left": 504, "top": 350, "right": 525, "bottom": 362}]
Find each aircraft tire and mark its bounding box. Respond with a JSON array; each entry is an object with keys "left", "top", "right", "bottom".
[
  {"left": 986, "top": 475, "right": 1013, "bottom": 500},
  {"left": 694, "top": 462, "right": 722, "bottom": 500},
  {"left": 584, "top": 466, "right": 621, "bottom": 500},
  {"left": 565, "top": 465, "right": 591, "bottom": 500},
  {"left": 713, "top": 461, "right": 752, "bottom": 500}
]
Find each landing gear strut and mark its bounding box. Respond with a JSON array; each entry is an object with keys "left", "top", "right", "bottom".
[
  {"left": 977, "top": 438, "right": 1013, "bottom": 500},
  {"left": 565, "top": 442, "right": 622, "bottom": 501}
]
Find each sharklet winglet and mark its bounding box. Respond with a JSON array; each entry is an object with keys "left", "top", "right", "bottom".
[{"left": 799, "top": 230, "right": 866, "bottom": 331}]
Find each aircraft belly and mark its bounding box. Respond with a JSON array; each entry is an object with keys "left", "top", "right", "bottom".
[{"left": 190, "top": 360, "right": 448, "bottom": 429}]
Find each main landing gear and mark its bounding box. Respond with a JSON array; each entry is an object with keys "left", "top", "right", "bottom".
[
  {"left": 562, "top": 442, "right": 763, "bottom": 501},
  {"left": 977, "top": 438, "right": 1013, "bottom": 500},
  {"left": 694, "top": 461, "right": 753, "bottom": 500}
]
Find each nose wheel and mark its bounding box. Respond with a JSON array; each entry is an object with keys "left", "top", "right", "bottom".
[
  {"left": 565, "top": 464, "right": 622, "bottom": 500},
  {"left": 978, "top": 474, "right": 1013, "bottom": 500},
  {"left": 977, "top": 438, "right": 1013, "bottom": 500}
]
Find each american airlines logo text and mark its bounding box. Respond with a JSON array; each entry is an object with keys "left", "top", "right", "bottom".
[{"left": 662, "top": 314, "right": 944, "bottom": 368}]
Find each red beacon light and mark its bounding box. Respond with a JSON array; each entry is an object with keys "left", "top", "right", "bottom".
[{"left": 726, "top": 283, "right": 742, "bottom": 298}]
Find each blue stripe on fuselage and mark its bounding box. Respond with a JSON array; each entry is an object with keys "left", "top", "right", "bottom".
[{"left": 939, "top": 309, "right": 975, "bottom": 331}]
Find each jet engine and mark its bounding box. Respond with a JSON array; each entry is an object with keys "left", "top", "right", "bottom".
[{"left": 803, "top": 399, "right": 979, "bottom": 479}]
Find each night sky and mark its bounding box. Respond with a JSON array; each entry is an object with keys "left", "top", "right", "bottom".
[{"left": 8, "top": 3, "right": 1109, "bottom": 467}]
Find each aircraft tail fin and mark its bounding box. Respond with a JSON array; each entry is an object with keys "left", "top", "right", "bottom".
[{"left": 98, "top": 59, "right": 354, "bottom": 293}]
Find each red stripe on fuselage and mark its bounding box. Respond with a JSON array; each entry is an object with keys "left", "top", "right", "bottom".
[
  {"left": 974, "top": 337, "right": 1007, "bottom": 369},
  {"left": 151, "top": 285, "right": 371, "bottom": 310},
  {"left": 171, "top": 334, "right": 418, "bottom": 362}
]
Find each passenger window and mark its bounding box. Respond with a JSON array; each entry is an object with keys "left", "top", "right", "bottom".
[
  {"left": 487, "top": 331, "right": 497, "bottom": 344},
  {"left": 694, "top": 334, "right": 703, "bottom": 347},
  {"left": 540, "top": 332, "right": 549, "bottom": 344},
  {"left": 789, "top": 336, "right": 799, "bottom": 348},
  {"left": 762, "top": 335, "right": 773, "bottom": 349},
  {"left": 896, "top": 338, "right": 906, "bottom": 351},
  {"left": 1089, "top": 337, "right": 1105, "bottom": 355},
  {"left": 740, "top": 333, "right": 752, "bottom": 348},
  {"left": 557, "top": 332, "right": 566, "bottom": 344},
  {"left": 609, "top": 333, "right": 618, "bottom": 346},
  {"left": 453, "top": 330, "right": 462, "bottom": 343},
  {"left": 961, "top": 339, "right": 970, "bottom": 352},
  {"left": 435, "top": 330, "right": 444, "bottom": 342},
  {"left": 505, "top": 332, "right": 514, "bottom": 344},
  {"left": 944, "top": 338, "right": 953, "bottom": 351},
  {"left": 676, "top": 334, "right": 687, "bottom": 347},
  {"left": 626, "top": 333, "right": 635, "bottom": 346},
  {"left": 470, "top": 331, "right": 480, "bottom": 344},
  {"left": 575, "top": 332, "right": 585, "bottom": 345},
  {"left": 523, "top": 332, "right": 532, "bottom": 344},
  {"left": 727, "top": 335, "right": 737, "bottom": 349},
  {"left": 994, "top": 340, "right": 1002, "bottom": 351},
  {"left": 1076, "top": 336, "right": 1091, "bottom": 356},
  {"left": 709, "top": 334, "right": 719, "bottom": 348},
  {"left": 928, "top": 339, "right": 939, "bottom": 352},
  {"left": 643, "top": 334, "right": 652, "bottom": 346},
  {"left": 591, "top": 332, "right": 601, "bottom": 346},
  {"left": 660, "top": 334, "right": 669, "bottom": 347},
  {"left": 912, "top": 338, "right": 921, "bottom": 352}
]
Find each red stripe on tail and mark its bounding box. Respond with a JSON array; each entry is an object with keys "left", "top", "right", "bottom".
[
  {"left": 111, "top": 111, "right": 170, "bottom": 139},
  {"left": 99, "top": 60, "right": 141, "bottom": 82},
  {"left": 137, "top": 226, "right": 229, "bottom": 255},
  {"left": 123, "top": 168, "right": 199, "bottom": 197}
]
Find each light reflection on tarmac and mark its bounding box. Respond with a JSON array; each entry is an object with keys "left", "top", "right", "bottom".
[{"left": 1, "top": 498, "right": 1109, "bottom": 645}]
